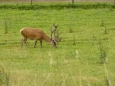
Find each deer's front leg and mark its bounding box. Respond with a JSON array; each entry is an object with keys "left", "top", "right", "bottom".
[{"left": 34, "top": 40, "right": 37, "bottom": 48}]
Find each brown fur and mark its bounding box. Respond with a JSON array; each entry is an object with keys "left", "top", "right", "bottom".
[{"left": 20, "top": 28, "right": 56, "bottom": 48}]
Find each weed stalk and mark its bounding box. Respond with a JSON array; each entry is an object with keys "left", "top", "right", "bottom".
[
  {"left": 69, "top": 21, "right": 73, "bottom": 33},
  {"left": 5, "top": 72, "right": 10, "bottom": 86},
  {"left": 99, "top": 40, "right": 107, "bottom": 64},
  {"left": 4, "top": 17, "right": 8, "bottom": 34},
  {"left": 104, "top": 26, "right": 107, "bottom": 34},
  {"left": 104, "top": 63, "right": 111, "bottom": 86},
  {"left": 101, "top": 20, "right": 104, "bottom": 27},
  {"left": 73, "top": 35, "right": 76, "bottom": 45},
  {"left": 92, "top": 35, "right": 96, "bottom": 45}
]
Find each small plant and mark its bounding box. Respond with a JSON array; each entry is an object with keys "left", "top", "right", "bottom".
[
  {"left": 4, "top": 17, "right": 8, "bottom": 34},
  {"left": 104, "top": 26, "right": 107, "bottom": 34},
  {"left": 69, "top": 27, "right": 73, "bottom": 33},
  {"left": 105, "top": 77, "right": 110, "bottom": 86},
  {"left": 73, "top": 35, "right": 76, "bottom": 45},
  {"left": 16, "top": 3, "right": 19, "bottom": 10},
  {"left": 5, "top": 72, "right": 10, "bottom": 86},
  {"left": 0, "top": 65, "right": 4, "bottom": 85},
  {"left": 92, "top": 34, "right": 96, "bottom": 45},
  {"left": 101, "top": 20, "right": 104, "bottom": 27},
  {"left": 69, "top": 22, "right": 74, "bottom": 33},
  {"left": 69, "top": 28, "right": 73, "bottom": 33},
  {"left": 76, "top": 49, "right": 79, "bottom": 58},
  {"left": 104, "top": 63, "right": 111, "bottom": 86},
  {"left": 99, "top": 40, "right": 107, "bottom": 64}
]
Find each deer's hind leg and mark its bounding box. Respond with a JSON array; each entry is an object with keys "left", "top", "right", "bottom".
[{"left": 40, "top": 40, "right": 42, "bottom": 48}]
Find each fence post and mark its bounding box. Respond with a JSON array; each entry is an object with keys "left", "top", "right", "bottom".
[
  {"left": 31, "top": 0, "right": 32, "bottom": 6},
  {"left": 114, "top": 0, "right": 115, "bottom": 5},
  {"left": 72, "top": 0, "right": 74, "bottom": 4}
]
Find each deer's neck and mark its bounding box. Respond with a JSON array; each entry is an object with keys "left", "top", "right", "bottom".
[{"left": 42, "top": 34, "right": 51, "bottom": 43}]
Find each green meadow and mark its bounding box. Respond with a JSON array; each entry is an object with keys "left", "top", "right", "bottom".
[{"left": 0, "top": 2, "right": 115, "bottom": 86}]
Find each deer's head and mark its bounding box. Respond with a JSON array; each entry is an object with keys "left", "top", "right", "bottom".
[{"left": 50, "top": 23, "right": 61, "bottom": 48}]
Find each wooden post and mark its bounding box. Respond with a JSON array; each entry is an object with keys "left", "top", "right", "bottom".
[
  {"left": 72, "top": 0, "right": 74, "bottom": 4},
  {"left": 114, "top": 0, "right": 115, "bottom": 5},
  {"left": 31, "top": 0, "right": 32, "bottom": 6}
]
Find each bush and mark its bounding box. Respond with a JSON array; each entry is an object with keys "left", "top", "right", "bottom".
[{"left": 0, "top": 3, "right": 115, "bottom": 10}]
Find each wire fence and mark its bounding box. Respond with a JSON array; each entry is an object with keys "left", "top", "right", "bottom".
[
  {"left": 0, "top": 0, "right": 114, "bottom": 2},
  {"left": 34, "top": 0, "right": 113, "bottom": 2},
  {"left": 18, "top": 0, "right": 115, "bottom": 5},
  {"left": 0, "top": 0, "right": 115, "bottom": 6}
]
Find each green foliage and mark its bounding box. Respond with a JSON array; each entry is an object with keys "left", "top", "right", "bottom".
[{"left": 0, "top": 3, "right": 115, "bottom": 10}]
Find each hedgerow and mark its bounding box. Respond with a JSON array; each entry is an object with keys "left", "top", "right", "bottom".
[{"left": 0, "top": 3, "right": 115, "bottom": 10}]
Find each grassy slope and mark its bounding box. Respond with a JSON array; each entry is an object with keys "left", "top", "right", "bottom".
[{"left": 0, "top": 3, "right": 115, "bottom": 86}]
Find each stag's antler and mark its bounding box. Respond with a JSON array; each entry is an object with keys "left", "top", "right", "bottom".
[
  {"left": 53, "top": 23, "right": 62, "bottom": 42},
  {"left": 50, "top": 26, "right": 56, "bottom": 40}
]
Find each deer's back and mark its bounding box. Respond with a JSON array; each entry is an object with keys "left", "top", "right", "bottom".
[{"left": 20, "top": 28, "right": 44, "bottom": 40}]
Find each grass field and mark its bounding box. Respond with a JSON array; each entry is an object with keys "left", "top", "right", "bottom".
[{"left": 0, "top": 2, "right": 115, "bottom": 86}]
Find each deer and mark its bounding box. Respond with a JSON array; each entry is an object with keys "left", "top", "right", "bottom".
[{"left": 20, "top": 24, "right": 61, "bottom": 48}]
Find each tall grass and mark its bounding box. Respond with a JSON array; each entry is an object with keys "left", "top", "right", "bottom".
[{"left": 0, "top": 65, "right": 10, "bottom": 86}]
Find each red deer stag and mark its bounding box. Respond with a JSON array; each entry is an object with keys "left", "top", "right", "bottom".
[{"left": 20, "top": 24, "right": 61, "bottom": 48}]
